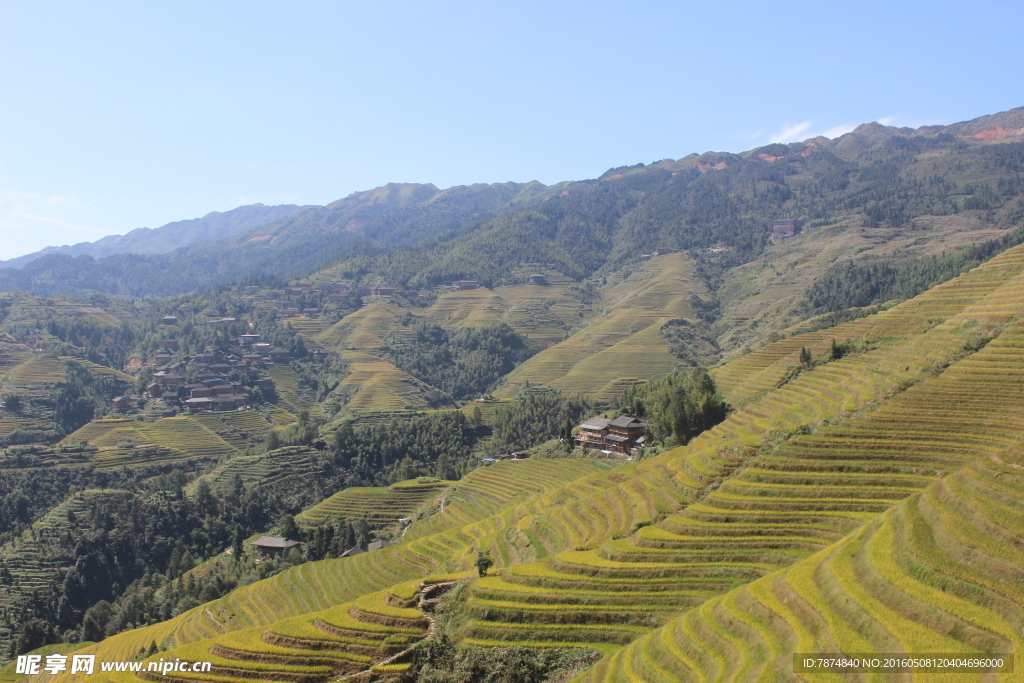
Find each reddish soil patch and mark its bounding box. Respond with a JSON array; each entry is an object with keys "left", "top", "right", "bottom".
[
  {"left": 799, "top": 141, "right": 820, "bottom": 156},
  {"left": 691, "top": 161, "right": 729, "bottom": 173},
  {"left": 957, "top": 126, "right": 1024, "bottom": 141},
  {"left": 341, "top": 217, "right": 371, "bottom": 232}
]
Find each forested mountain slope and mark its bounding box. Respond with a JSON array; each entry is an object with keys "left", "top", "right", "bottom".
[
  {"left": 0, "top": 182, "right": 548, "bottom": 297},
  {"left": 5, "top": 107, "right": 1024, "bottom": 303}
]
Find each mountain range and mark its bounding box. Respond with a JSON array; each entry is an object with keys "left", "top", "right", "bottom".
[{"left": 3, "top": 106, "right": 1024, "bottom": 299}]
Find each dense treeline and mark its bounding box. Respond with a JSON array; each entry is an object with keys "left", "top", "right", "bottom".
[
  {"left": 488, "top": 392, "right": 594, "bottom": 455},
  {"left": 45, "top": 319, "right": 136, "bottom": 371},
  {"left": 330, "top": 411, "right": 482, "bottom": 484},
  {"left": 380, "top": 321, "right": 534, "bottom": 401},
  {"left": 6, "top": 472, "right": 294, "bottom": 657},
  {"left": 804, "top": 223, "right": 1024, "bottom": 313},
  {"left": 620, "top": 368, "right": 728, "bottom": 446},
  {"left": 0, "top": 462, "right": 209, "bottom": 539},
  {"left": 54, "top": 361, "right": 128, "bottom": 435},
  {"left": 659, "top": 318, "right": 722, "bottom": 367}
]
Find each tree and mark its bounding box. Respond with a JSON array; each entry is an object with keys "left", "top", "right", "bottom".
[
  {"left": 231, "top": 530, "right": 245, "bottom": 564},
  {"left": 620, "top": 368, "right": 728, "bottom": 447},
  {"left": 799, "top": 346, "right": 813, "bottom": 368},
  {"left": 827, "top": 337, "right": 843, "bottom": 360},
  {"left": 277, "top": 514, "right": 301, "bottom": 541},
  {"left": 81, "top": 601, "right": 115, "bottom": 642},
  {"left": 264, "top": 430, "right": 281, "bottom": 452},
  {"left": 475, "top": 549, "right": 494, "bottom": 577}
]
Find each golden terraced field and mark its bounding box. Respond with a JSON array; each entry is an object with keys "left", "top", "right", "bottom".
[{"left": 40, "top": 245, "right": 1024, "bottom": 682}]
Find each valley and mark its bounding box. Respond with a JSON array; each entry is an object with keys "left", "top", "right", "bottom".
[{"left": 3, "top": 108, "right": 1024, "bottom": 681}]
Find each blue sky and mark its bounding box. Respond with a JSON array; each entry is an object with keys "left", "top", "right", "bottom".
[{"left": 1, "top": 0, "right": 1022, "bottom": 260}]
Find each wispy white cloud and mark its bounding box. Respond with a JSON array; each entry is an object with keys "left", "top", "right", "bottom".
[
  {"left": 765, "top": 120, "right": 859, "bottom": 145},
  {"left": 769, "top": 121, "right": 814, "bottom": 144},
  {"left": 820, "top": 123, "right": 856, "bottom": 139},
  {"left": 0, "top": 191, "right": 118, "bottom": 260},
  {"left": 6, "top": 207, "right": 114, "bottom": 235}
]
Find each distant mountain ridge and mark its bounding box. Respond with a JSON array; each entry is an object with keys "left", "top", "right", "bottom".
[
  {"left": 2, "top": 106, "right": 1024, "bottom": 298},
  {"left": 0, "top": 202, "right": 313, "bottom": 269}
]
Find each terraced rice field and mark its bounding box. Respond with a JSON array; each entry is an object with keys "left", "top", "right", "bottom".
[
  {"left": 315, "top": 302, "right": 410, "bottom": 351},
  {"left": 62, "top": 416, "right": 238, "bottom": 463},
  {"left": 51, "top": 245, "right": 1024, "bottom": 682},
  {"left": 135, "top": 582, "right": 438, "bottom": 683},
  {"left": 496, "top": 252, "right": 705, "bottom": 398},
  {"left": 193, "top": 411, "right": 273, "bottom": 449},
  {"left": 0, "top": 344, "right": 32, "bottom": 383},
  {"left": 495, "top": 247, "right": 1024, "bottom": 671},
  {"left": 430, "top": 284, "right": 583, "bottom": 347},
  {"left": 0, "top": 353, "right": 68, "bottom": 436},
  {"left": 314, "top": 304, "right": 446, "bottom": 412},
  {"left": 427, "top": 287, "right": 507, "bottom": 327},
  {"left": 57, "top": 356, "right": 135, "bottom": 382},
  {"left": 283, "top": 315, "right": 327, "bottom": 335},
  {"left": 264, "top": 365, "right": 317, "bottom": 414},
  {"left": 0, "top": 418, "right": 47, "bottom": 437},
  {"left": 6, "top": 355, "right": 66, "bottom": 383},
  {"left": 308, "top": 286, "right": 588, "bottom": 412},
  {"left": 456, "top": 399, "right": 513, "bottom": 424},
  {"left": 208, "top": 446, "right": 319, "bottom": 494},
  {"left": 57, "top": 459, "right": 613, "bottom": 676},
  {"left": 459, "top": 246, "right": 1024, "bottom": 651},
  {"left": 295, "top": 479, "right": 452, "bottom": 528},
  {"left": 61, "top": 418, "right": 135, "bottom": 444}
]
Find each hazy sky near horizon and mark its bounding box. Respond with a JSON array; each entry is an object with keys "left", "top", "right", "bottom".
[{"left": 1, "top": 0, "right": 1022, "bottom": 261}]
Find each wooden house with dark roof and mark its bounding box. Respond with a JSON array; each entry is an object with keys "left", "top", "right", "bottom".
[
  {"left": 574, "top": 415, "right": 647, "bottom": 455},
  {"left": 249, "top": 535, "right": 301, "bottom": 555}
]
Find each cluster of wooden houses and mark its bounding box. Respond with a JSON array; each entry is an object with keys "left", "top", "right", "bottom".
[
  {"left": 114, "top": 346, "right": 289, "bottom": 414},
  {"left": 145, "top": 333, "right": 306, "bottom": 369}
]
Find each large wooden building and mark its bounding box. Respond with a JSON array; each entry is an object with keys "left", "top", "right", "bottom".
[
  {"left": 574, "top": 415, "right": 647, "bottom": 454},
  {"left": 249, "top": 536, "right": 301, "bottom": 555},
  {"left": 772, "top": 219, "right": 802, "bottom": 238}
]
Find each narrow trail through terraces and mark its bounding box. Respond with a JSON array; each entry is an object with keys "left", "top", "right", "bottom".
[{"left": 335, "top": 581, "right": 456, "bottom": 682}]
